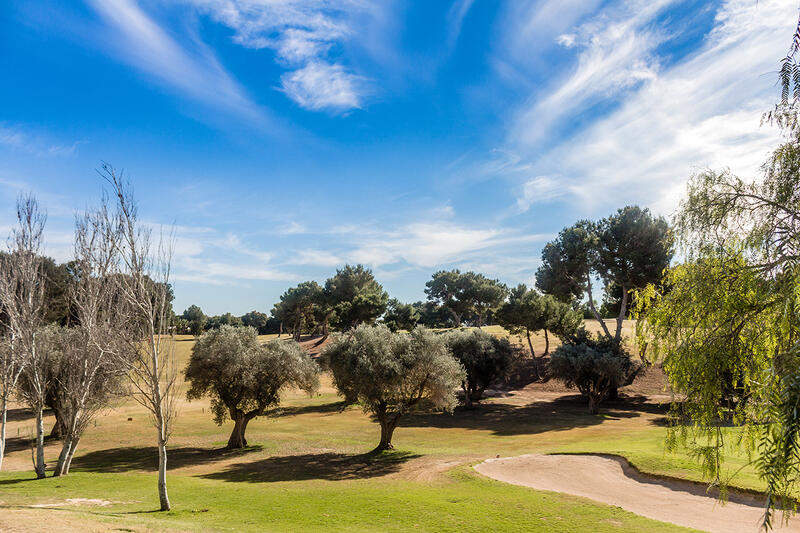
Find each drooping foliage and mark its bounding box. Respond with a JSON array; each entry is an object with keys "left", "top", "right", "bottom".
[{"left": 635, "top": 120, "right": 800, "bottom": 527}]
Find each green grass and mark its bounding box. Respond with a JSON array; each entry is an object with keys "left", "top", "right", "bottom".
[
  {"left": 0, "top": 326, "right": 752, "bottom": 532},
  {"left": 0, "top": 464, "right": 697, "bottom": 532}
]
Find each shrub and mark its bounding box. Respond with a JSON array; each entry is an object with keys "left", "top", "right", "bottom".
[{"left": 549, "top": 331, "right": 642, "bottom": 414}]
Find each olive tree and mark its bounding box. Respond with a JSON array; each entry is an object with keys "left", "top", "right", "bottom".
[
  {"left": 445, "top": 329, "right": 516, "bottom": 408},
  {"left": 549, "top": 331, "right": 642, "bottom": 414},
  {"left": 186, "top": 326, "right": 319, "bottom": 448},
  {"left": 323, "top": 324, "right": 464, "bottom": 450}
]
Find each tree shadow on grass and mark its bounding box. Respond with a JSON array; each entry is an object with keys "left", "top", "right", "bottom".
[
  {"left": 400, "top": 393, "right": 669, "bottom": 436},
  {"left": 4, "top": 407, "right": 54, "bottom": 423},
  {"left": 200, "top": 450, "right": 420, "bottom": 483},
  {"left": 268, "top": 400, "right": 350, "bottom": 417},
  {"left": 71, "top": 445, "right": 263, "bottom": 473}
]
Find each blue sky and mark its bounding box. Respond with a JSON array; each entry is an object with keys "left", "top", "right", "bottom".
[{"left": 0, "top": 0, "right": 795, "bottom": 315}]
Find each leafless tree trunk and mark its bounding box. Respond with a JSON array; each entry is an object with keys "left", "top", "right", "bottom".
[
  {"left": 0, "top": 195, "right": 48, "bottom": 478},
  {"left": 101, "top": 165, "right": 178, "bottom": 511},
  {"left": 52, "top": 205, "right": 128, "bottom": 477},
  {"left": 0, "top": 336, "right": 24, "bottom": 472}
]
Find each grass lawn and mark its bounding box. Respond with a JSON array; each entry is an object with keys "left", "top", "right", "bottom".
[{"left": 0, "top": 324, "right": 755, "bottom": 531}]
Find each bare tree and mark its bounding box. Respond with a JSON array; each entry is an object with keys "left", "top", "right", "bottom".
[
  {"left": 0, "top": 335, "right": 23, "bottom": 472},
  {"left": 51, "top": 205, "right": 127, "bottom": 476},
  {"left": 101, "top": 165, "right": 178, "bottom": 511},
  {"left": 0, "top": 195, "right": 48, "bottom": 478}
]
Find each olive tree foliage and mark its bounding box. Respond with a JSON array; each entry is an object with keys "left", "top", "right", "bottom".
[
  {"left": 549, "top": 330, "right": 642, "bottom": 415},
  {"left": 536, "top": 208, "right": 672, "bottom": 348},
  {"left": 634, "top": 131, "right": 800, "bottom": 527},
  {"left": 325, "top": 264, "right": 388, "bottom": 331},
  {"left": 383, "top": 298, "right": 420, "bottom": 332},
  {"left": 425, "top": 270, "right": 507, "bottom": 327},
  {"left": 186, "top": 326, "right": 319, "bottom": 449},
  {"left": 0, "top": 194, "right": 48, "bottom": 477},
  {"left": 323, "top": 324, "right": 464, "bottom": 450},
  {"left": 445, "top": 329, "right": 517, "bottom": 408}
]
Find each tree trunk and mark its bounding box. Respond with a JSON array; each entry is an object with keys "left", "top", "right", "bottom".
[
  {"left": 462, "top": 382, "right": 474, "bottom": 408},
  {"left": 34, "top": 406, "right": 46, "bottom": 479},
  {"left": 54, "top": 437, "right": 70, "bottom": 477},
  {"left": 226, "top": 414, "right": 252, "bottom": 449},
  {"left": 49, "top": 406, "right": 66, "bottom": 440},
  {"left": 321, "top": 313, "right": 331, "bottom": 339},
  {"left": 614, "top": 285, "right": 629, "bottom": 346},
  {"left": 0, "top": 394, "right": 7, "bottom": 472},
  {"left": 377, "top": 417, "right": 398, "bottom": 450},
  {"left": 588, "top": 394, "right": 599, "bottom": 415},
  {"left": 525, "top": 329, "right": 541, "bottom": 381},
  {"left": 449, "top": 309, "right": 462, "bottom": 327},
  {"left": 476, "top": 312, "right": 483, "bottom": 329},
  {"left": 471, "top": 386, "right": 486, "bottom": 403},
  {"left": 62, "top": 436, "right": 80, "bottom": 475},
  {"left": 157, "top": 433, "right": 170, "bottom": 511},
  {"left": 585, "top": 274, "right": 613, "bottom": 340},
  {"left": 543, "top": 329, "right": 550, "bottom": 355}
]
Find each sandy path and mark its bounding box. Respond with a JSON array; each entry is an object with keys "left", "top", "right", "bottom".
[{"left": 475, "top": 454, "right": 800, "bottom": 533}]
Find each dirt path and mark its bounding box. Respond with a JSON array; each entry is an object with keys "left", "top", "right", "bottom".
[{"left": 475, "top": 454, "right": 800, "bottom": 533}]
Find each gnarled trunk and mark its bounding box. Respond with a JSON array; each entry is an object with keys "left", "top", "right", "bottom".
[
  {"left": 378, "top": 419, "right": 397, "bottom": 450},
  {"left": 525, "top": 329, "right": 541, "bottom": 382},
  {"left": 226, "top": 414, "right": 253, "bottom": 449},
  {"left": 543, "top": 329, "right": 550, "bottom": 355}
]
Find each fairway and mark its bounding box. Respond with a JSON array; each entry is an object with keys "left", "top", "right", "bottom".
[{"left": 0, "top": 325, "right": 765, "bottom": 532}]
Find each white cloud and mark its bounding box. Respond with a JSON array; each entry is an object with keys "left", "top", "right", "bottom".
[
  {"left": 86, "top": 0, "right": 265, "bottom": 122},
  {"left": 517, "top": 176, "right": 566, "bottom": 209},
  {"left": 510, "top": 0, "right": 674, "bottom": 146},
  {"left": 511, "top": 0, "right": 794, "bottom": 216},
  {"left": 185, "top": 0, "right": 374, "bottom": 111},
  {"left": 280, "top": 62, "right": 368, "bottom": 111},
  {"left": 289, "top": 220, "right": 550, "bottom": 271}
]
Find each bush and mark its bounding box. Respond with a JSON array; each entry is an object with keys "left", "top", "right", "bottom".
[
  {"left": 548, "top": 330, "right": 642, "bottom": 414},
  {"left": 445, "top": 329, "right": 517, "bottom": 407}
]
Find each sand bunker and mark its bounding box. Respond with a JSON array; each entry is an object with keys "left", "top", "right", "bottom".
[{"left": 475, "top": 454, "right": 800, "bottom": 533}]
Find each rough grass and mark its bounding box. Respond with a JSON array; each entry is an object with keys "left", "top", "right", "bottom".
[{"left": 0, "top": 322, "right": 751, "bottom": 532}]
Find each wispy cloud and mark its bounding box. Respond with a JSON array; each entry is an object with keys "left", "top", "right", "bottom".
[
  {"left": 510, "top": 0, "right": 674, "bottom": 146},
  {"left": 86, "top": 0, "right": 266, "bottom": 122},
  {"left": 186, "top": 0, "right": 375, "bottom": 111},
  {"left": 288, "top": 219, "right": 550, "bottom": 272},
  {"left": 0, "top": 123, "right": 82, "bottom": 157},
  {"left": 508, "top": 0, "right": 793, "bottom": 215}
]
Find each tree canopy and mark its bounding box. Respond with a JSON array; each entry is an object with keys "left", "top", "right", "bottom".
[
  {"left": 324, "top": 264, "right": 388, "bottom": 330},
  {"left": 323, "top": 324, "right": 464, "bottom": 450},
  {"left": 445, "top": 329, "right": 516, "bottom": 408},
  {"left": 383, "top": 298, "right": 420, "bottom": 332},
  {"left": 425, "top": 270, "right": 507, "bottom": 327},
  {"left": 537, "top": 207, "right": 672, "bottom": 346},
  {"left": 186, "top": 325, "right": 319, "bottom": 448}
]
